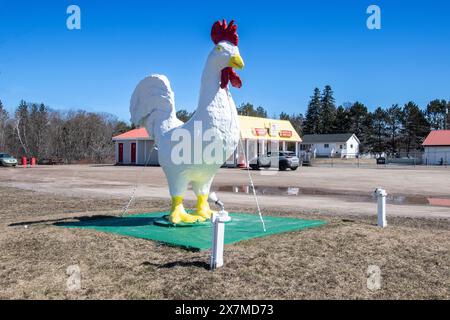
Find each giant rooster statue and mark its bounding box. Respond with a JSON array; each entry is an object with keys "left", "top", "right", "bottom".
[{"left": 130, "top": 20, "right": 244, "bottom": 224}]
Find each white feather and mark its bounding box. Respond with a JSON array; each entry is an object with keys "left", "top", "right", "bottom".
[{"left": 129, "top": 74, "right": 182, "bottom": 144}]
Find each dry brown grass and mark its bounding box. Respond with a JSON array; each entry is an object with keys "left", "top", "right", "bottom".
[{"left": 0, "top": 186, "right": 448, "bottom": 299}]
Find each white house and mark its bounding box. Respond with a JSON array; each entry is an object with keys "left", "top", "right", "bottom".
[
  {"left": 300, "top": 133, "right": 360, "bottom": 158},
  {"left": 422, "top": 130, "right": 450, "bottom": 165}
]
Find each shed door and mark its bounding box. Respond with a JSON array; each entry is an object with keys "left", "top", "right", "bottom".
[
  {"left": 118, "top": 143, "right": 123, "bottom": 163},
  {"left": 131, "top": 142, "right": 136, "bottom": 164}
]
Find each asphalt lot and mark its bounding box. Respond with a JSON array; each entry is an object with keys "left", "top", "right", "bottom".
[{"left": 1, "top": 164, "right": 449, "bottom": 218}]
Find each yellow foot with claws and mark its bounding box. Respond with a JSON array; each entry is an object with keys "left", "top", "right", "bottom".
[
  {"left": 169, "top": 196, "right": 202, "bottom": 224},
  {"left": 191, "top": 194, "right": 215, "bottom": 220}
]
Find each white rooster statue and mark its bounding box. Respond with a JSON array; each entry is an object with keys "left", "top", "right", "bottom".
[{"left": 130, "top": 20, "right": 244, "bottom": 224}]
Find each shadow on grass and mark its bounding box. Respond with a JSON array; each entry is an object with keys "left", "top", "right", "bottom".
[
  {"left": 141, "top": 260, "right": 210, "bottom": 270},
  {"left": 54, "top": 216, "right": 160, "bottom": 228},
  {"left": 8, "top": 215, "right": 118, "bottom": 227}
]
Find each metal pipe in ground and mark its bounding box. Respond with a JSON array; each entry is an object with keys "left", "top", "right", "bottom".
[
  {"left": 209, "top": 193, "right": 231, "bottom": 270},
  {"left": 374, "top": 187, "right": 387, "bottom": 228}
]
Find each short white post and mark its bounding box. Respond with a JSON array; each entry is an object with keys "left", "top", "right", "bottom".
[
  {"left": 374, "top": 187, "right": 387, "bottom": 228},
  {"left": 211, "top": 214, "right": 225, "bottom": 269},
  {"left": 209, "top": 192, "right": 231, "bottom": 270}
]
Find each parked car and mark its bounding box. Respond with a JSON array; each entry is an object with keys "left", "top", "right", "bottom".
[
  {"left": 0, "top": 153, "right": 18, "bottom": 167},
  {"left": 249, "top": 151, "right": 300, "bottom": 171}
]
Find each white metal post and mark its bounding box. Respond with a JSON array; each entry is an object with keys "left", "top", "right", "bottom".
[
  {"left": 209, "top": 192, "right": 231, "bottom": 270},
  {"left": 374, "top": 188, "right": 387, "bottom": 228},
  {"left": 210, "top": 214, "right": 225, "bottom": 269}
]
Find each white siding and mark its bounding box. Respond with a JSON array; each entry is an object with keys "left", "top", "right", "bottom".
[
  {"left": 138, "top": 140, "right": 146, "bottom": 164},
  {"left": 314, "top": 142, "right": 335, "bottom": 157},
  {"left": 311, "top": 141, "right": 353, "bottom": 158},
  {"left": 120, "top": 141, "right": 133, "bottom": 164},
  {"left": 344, "top": 136, "right": 359, "bottom": 158},
  {"left": 423, "top": 146, "right": 450, "bottom": 165}
]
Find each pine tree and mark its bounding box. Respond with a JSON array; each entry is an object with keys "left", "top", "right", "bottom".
[
  {"left": 447, "top": 101, "right": 450, "bottom": 130},
  {"left": 319, "top": 85, "right": 336, "bottom": 134},
  {"left": 426, "top": 99, "right": 447, "bottom": 130},
  {"left": 360, "top": 112, "right": 373, "bottom": 153},
  {"left": 279, "top": 112, "right": 304, "bottom": 136},
  {"left": 237, "top": 103, "right": 268, "bottom": 118},
  {"left": 348, "top": 102, "right": 368, "bottom": 135},
  {"left": 386, "top": 104, "right": 403, "bottom": 155},
  {"left": 333, "top": 105, "right": 350, "bottom": 133},
  {"left": 255, "top": 106, "right": 267, "bottom": 118},
  {"left": 279, "top": 112, "right": 289, "bottom": 120},
  {"left": 176, "top": 109, "right": 194, "bottom": 122},
  {"left": 402, "top": 102, "right": 430, "bottom": 154},
  {"left": 303, "top": 88, "right": 321, "bottom": 134},
  {"left": 370, "top": 107, "right": 389, "bottom": 153},
  {"left": 347, "top": 102, "right": 369, "bottom": 149}
]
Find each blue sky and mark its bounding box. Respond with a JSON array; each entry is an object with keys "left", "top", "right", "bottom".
[{"left": 0, "top": 0, "right": 449, "bottom": 122}]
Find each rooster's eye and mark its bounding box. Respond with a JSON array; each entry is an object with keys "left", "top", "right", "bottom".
[{"left": 216, "top": 46, "right": 223, "bottom": 52}]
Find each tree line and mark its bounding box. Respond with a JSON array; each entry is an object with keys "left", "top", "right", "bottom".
[
  {"left": 232, "top": 86, "right": 449, "bottom": 155},
  {"left": 0, "top": 100, "right": 131, "bottom": 163},
  {"left": 302, "top": 85, "right": 449, "bottom": 154}
]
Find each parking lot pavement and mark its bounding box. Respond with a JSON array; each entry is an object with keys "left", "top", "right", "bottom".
[{"left": 1, "top": 164, "right": 450, "bottom": 219}]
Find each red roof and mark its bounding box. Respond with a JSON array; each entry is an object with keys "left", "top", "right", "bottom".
[
  {"left": 428, "top": 198, "right": 450, "bottom": 207},
  {"left": 112, "top": 127, "right": 150, "bottom": 140},
  {"left": 422, "top": 130, "right": 450, "bottom": 146}
]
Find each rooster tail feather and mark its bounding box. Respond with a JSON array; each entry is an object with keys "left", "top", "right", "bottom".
[{"left": 130, "top": 74, "right": 182, "bottom": 144}]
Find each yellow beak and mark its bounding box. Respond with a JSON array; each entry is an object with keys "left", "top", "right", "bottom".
[{"left": 229, "top": 55, "right": 244, "bottom": 69}]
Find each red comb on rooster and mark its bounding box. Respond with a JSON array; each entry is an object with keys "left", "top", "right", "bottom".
[
  {"left": 211, "top": 19, "right": 239, "bottom": 46},
  {"left": 211, "top": 19, "right": 242, "bottom": 89}
]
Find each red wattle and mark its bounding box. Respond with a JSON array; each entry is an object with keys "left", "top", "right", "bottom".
[{"left": 220, "top": 67, "right": 242, "bottom": 89}]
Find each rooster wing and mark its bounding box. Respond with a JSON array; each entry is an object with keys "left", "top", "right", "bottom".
[{"left": 130, "top": 74, "right": 183, "bottom": 144}]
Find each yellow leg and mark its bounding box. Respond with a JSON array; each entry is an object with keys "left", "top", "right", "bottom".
[
  {"left": 191, "top": 194, "right": 215, "bottom": 220},
  {"left": 169, "top": 196, "right": 201, "bottom": 224}
]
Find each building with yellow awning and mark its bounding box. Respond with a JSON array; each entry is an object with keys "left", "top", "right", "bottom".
[{"left": 230, "top": 115, "right": 302, "bottom": 167}]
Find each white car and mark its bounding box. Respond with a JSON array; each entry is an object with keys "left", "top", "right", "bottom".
[{"left": 0, "top": 153, "right": 18, "bottom": 167}]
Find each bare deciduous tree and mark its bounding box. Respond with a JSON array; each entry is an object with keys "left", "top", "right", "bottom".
[{"left": 1, "top": 100, "right": 131, "bottom": 163}]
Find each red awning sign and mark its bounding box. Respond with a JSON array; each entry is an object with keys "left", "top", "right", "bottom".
[
  {"left": 279, "top": 130, "right": 292, "bottom": 138},
  {"left": 254, "top": 128, "right": 267, "bottom": 136}
]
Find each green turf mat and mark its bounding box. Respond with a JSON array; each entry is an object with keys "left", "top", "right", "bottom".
[{"left": 56, "top": 212, "right": 326, "bottom": 250}]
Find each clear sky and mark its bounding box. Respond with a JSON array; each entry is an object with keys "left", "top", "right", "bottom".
[{"left": 1, "top": 0, "right": 449, "bottom": 122}]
